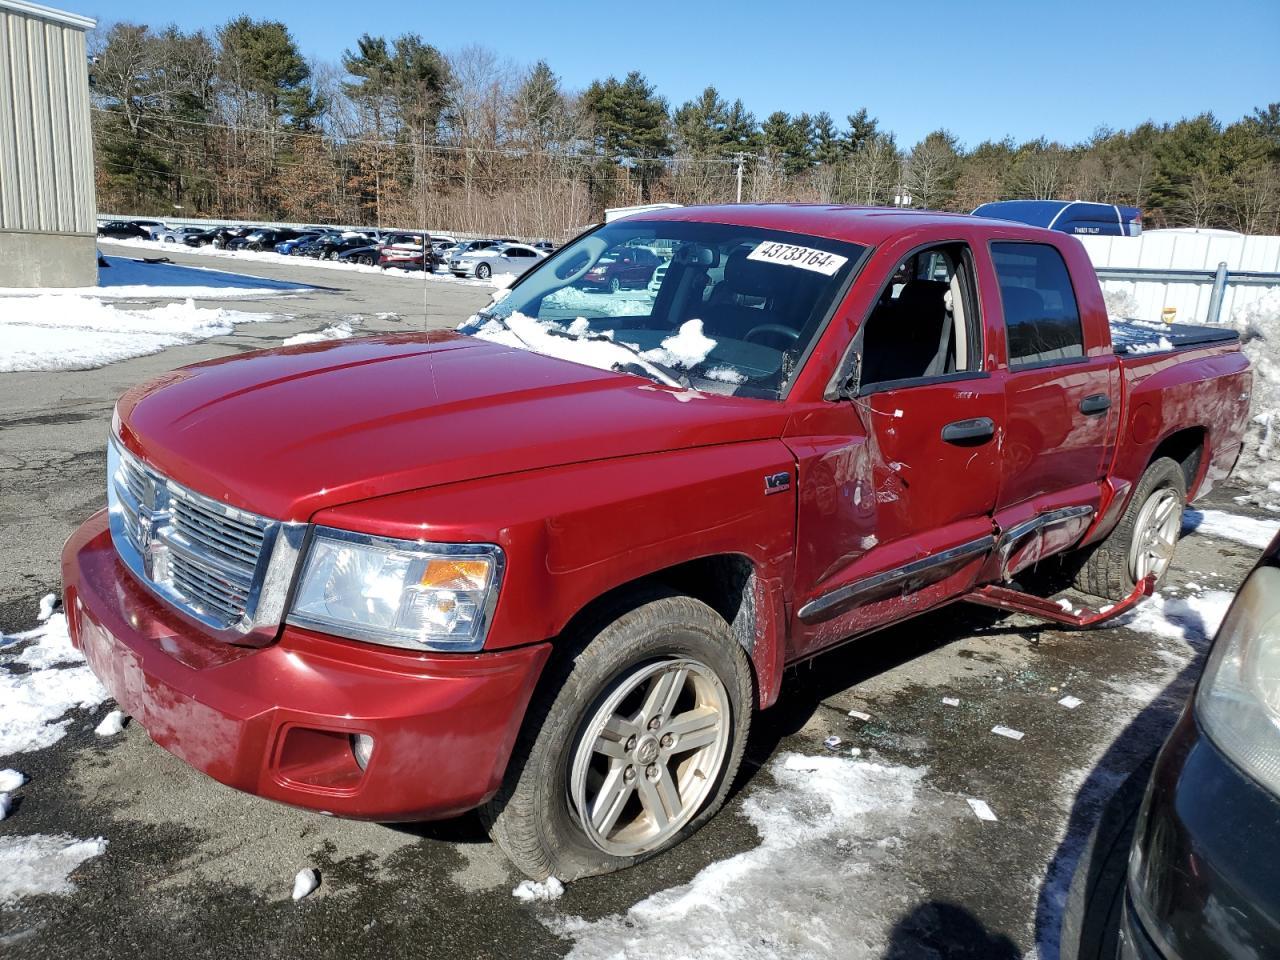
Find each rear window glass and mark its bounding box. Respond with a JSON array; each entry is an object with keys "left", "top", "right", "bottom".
[{"left": 991, "top": 242, "right": 1085, "bottom": 367}]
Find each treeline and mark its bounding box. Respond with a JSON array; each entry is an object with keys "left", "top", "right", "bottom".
[{"left": 89, "top": 19, "right": 1280, "bottom": 239}]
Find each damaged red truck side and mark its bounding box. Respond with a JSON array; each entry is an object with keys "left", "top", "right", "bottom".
[{"left": 63, "top": 206, "right": 1251, "bottom": 881}]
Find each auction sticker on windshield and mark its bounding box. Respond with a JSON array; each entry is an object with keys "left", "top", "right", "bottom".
[{"left": 747, "top": 241, "right": 848, "bottom": 276}]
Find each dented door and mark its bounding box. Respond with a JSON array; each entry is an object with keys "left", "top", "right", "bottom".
[{"left": 784, "top": 377, "right": 1004, "bottom": 660}]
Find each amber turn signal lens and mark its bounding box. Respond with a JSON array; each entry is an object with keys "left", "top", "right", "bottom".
[{"left": 418, "top": 558, "right": 491, "bottom": 591}]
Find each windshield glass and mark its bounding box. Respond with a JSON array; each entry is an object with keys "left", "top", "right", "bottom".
[{"left": 458, "top": 219, "right": 865, "bottom": 399}]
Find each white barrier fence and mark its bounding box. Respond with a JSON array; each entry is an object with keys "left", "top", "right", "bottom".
[{"left": 1080, "top": 230, "right": 1280, "bottom": 325}]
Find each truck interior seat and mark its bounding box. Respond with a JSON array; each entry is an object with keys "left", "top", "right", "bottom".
[
  {"left": 860, "top": 278, "right": 951, "bottom": 386},
  {"left": 699, "top": 249, "right": 789, "bottom": 340}
]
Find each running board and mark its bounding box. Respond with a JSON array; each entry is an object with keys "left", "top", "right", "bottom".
[{"left": 961, "top": 575, "right": 1156, "bottom": 629}]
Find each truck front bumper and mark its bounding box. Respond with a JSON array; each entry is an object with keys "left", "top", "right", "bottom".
[{"left": 62, "top": 511, "right": 551, "bottom": 821}]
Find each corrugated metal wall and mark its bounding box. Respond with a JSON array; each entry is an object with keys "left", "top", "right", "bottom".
[
  {"left": 1080, "top": 232, "right": 1280, "bottom": 325},
  {"left": 0, "top": 4, "right": 95, "bottom": 236}
]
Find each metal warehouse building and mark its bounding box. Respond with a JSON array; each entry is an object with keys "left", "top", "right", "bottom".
[{"left": 0, "top": 0, "right": 97, "bottom": 287}]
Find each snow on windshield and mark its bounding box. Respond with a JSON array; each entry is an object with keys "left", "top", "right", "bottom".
[{"left": 471, "top": 312, "right": 716, "bottom": 388}]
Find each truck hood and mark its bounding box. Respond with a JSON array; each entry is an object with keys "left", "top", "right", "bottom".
[{"left": 117, "top": 332, "right": 788, "bottom": 520}]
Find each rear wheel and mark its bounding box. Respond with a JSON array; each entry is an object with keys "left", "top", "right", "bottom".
[
  {"left": 483, "top": 592, "right": 752, "bottom": 880},
  {"left": 1072, "top": 457, "right": 1187, "bottom": 601}
]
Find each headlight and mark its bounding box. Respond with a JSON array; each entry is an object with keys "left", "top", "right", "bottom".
[
  {"left": 1196, "top": 565, "right": 1280, "bottom": 794},
  {"left": 288, "top": 527, "right": 504, "bottom": 652}
]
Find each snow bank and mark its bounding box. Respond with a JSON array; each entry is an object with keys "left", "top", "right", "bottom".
[
  {"left": 549, "top": 753, "right": 927, "bottom": 960},
  {"left": 1184, "top": 509, "right": 1279, "bottom": 550},
  {"left": 0, "top": 834, "right": 108, "bottom": 903},
  {"left": 101, "top": 236, "right": 498, "bottom": 286},
  {"left": 1229, "top": 289, "right": 1280, "bottom": 488},
  {"left": 0, "top": 296, "right": 276, "bottom": 371},
  {"left": 1, "top": 606, "right": 110, "bottom": 754}
]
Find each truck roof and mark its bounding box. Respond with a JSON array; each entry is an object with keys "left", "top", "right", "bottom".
[{"left": 626, "top": 203, "right": 1056, "bottom": 247}]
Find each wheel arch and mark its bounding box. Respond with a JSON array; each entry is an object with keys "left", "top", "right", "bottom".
[{"left": 552, "top": 552, "right": 784, "bottom": 710}]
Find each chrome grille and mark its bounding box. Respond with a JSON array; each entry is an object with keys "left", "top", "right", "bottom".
[{"left": 107, "top": 435, "right": 306, "bottom": 639}]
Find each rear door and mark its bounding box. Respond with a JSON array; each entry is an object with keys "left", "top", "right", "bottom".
[{"left": 985, "top": 240, "right": 1117, "bottom": 573}]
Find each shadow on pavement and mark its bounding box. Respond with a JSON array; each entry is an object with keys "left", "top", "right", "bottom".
[{"left": 881, "top": 900, "right": 1021, "bottom": 958}]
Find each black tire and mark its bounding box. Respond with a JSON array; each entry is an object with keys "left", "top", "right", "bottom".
[
  {"left": 476, "top": 262, "right": 491, "bottom": 280},
  {"left": 609, "top": 276, "right": 622, "bottom": 293},
  {"left": 1072, "top": 457, "right": 1187, "bottom": 601},
  {"left": 483, "top": 590, "right": 753, "bottom": 881},
  {"left": 1059, "top": 755, "right": 1156, "bottom": 960}
]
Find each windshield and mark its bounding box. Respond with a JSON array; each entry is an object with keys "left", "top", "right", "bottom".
[{"left": 459, "top": 219, "right": 864, "bottom": 399}]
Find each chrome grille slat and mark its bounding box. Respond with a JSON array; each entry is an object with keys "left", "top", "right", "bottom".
[
  {"left": 106, "top": 437, "right": 300, "bottom": 636},
  {"left": 169, "top": 502, "right": 263, "bottom": 563},
  {"left": 170, "top": 556, "right": 249, "bottom": 607}
]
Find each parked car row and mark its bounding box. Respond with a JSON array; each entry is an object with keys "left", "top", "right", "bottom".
[{"left": 94, "top": 218, "right": 559, "bottom": 278}]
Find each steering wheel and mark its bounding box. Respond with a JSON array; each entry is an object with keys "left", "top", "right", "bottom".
[{"left": 744, "top": 323, "right": 799, "bottom": 344}]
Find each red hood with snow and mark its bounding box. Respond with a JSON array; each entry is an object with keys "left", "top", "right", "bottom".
[{"left": 115, "top": 331, "right": 788, "bottom": 521}]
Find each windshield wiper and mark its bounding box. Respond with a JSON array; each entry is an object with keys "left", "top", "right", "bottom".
[
  {"left": 548, "top": 327, "right": 688, "bottom": 389},
  {"left": 471, "top": 310, "right": 534, "bottom": 351}
]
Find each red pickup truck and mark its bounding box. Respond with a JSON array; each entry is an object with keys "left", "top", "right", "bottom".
[{"left": 64, "top": 205, "right": 1251, "bottom": 882}]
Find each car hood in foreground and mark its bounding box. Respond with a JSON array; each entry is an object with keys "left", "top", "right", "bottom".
[{"left": 116, "top": 332, "right": 787, "bottom": 520}]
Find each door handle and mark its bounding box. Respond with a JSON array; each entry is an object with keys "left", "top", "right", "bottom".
[
  {"left": 941, "top": 417, "right": 996, "bottom": 444},
  {"left": 1079, "top": 394, "right": 1111, "bottom": 416}
]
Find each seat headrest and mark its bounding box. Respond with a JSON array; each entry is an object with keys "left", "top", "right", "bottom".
[
  {"left": 894, "top": 279, "right": 950, "bottom": 313},
  {"left": 724, "top": 247, "right": 788, "bottom": 298}
]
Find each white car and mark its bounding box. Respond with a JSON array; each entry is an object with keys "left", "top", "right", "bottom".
[
  {"left": 156, "top": 226, "right": 208, "bottom": 244},
  {"left": 449, "top": 243, "right": 546, "bottom": 281}
]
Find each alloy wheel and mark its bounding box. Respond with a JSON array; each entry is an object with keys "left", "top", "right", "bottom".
[
  {"left": 569, "top": 658, "right": 730, "bottom": 857},
  {"left": 1129, "top": 487, "right": 1182, "bottom": 582}
]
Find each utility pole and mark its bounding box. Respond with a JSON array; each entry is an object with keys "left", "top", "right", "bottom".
[{"left": 734, "top": 152, "right": 744, "bottom": 203}]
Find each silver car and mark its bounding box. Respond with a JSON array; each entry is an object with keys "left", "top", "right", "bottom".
[{"left": 449, "top": 242, "right": 546, "bottom": 281}]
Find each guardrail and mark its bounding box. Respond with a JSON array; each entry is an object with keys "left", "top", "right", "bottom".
[{"left": 1095, "top": 261, "right": 1280, "bottom": 324}]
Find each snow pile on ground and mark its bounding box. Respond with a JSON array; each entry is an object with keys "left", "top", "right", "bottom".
[
  {"left": 1, "top": 602, "right": 110, "bottom": 754},
  {"left": 0, "top": 834, "right": 108, "bottom": 903},
  {"left": 1230, "top": 289, "right": 1280, "bottom": 488},
  {"left": 549, "top": 753, "right": 929, "bottom": 960},
  {"left": 291, "top": 868, "right": 320, "bottom": 901},
  {"left": 0, "top": 295, "right": 276, "bottom": 372},
  {"left": 512, "top": 877, "right": 565, "bottom": 902},
  {"left": 283, "top": 320, "right": 357, "bottom": 346},
  {"left": 1184, "top": 508, "right": 1279, "bottom": 550},
  {"left": 1114, "top": 589, "right": 1235, "bottom": 647},
  {"left": 94, "top": 710, "right": 127, "bottom": 737}
]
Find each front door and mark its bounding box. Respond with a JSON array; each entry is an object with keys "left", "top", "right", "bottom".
[{"left": 786, "top": 243, "right": 1004, "bottom": 659}]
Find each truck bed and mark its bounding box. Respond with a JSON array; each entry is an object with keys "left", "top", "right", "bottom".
[{"left": 1110, "top": 317, "right": 1240, "bottom": 356}]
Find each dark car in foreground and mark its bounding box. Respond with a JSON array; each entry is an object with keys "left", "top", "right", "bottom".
[
  {"left": 579, "top": 244, "right": 662, "bottom": 291},
  {"left": 1062, "top": 530, "right": 1280, "bottom": 960},
  {"left": 1121, "top": 530, "right": 1280, "bottom": 959}
]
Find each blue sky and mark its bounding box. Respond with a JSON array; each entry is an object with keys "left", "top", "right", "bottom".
[{"left": 78, "top": 0, "right": 1277, "bottom": 147}]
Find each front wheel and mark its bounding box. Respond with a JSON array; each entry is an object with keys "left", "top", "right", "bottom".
[
  {"left": 475, "top": 262, "right": 492, "bottom": 280},
  {"left": 1072, "top": 457, "right": 1187, "bottom": 601},
  {"left": 484, "top": 592, "right": 752, "bottom": 880},
  {"left": 609, "top": 276, "right": 622, "bottom": 293}
]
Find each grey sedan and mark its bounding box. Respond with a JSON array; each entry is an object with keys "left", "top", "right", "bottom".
[{"left": 449, "top": 243, "right": 546, "bottom": 281}]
